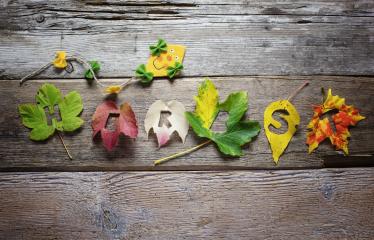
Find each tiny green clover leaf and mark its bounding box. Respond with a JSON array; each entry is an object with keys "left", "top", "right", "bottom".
[
  {"left": 167, "top": 62, "right": 184, "bottom": 79},
  {"left": 149, "top": 38, "right": 167, "bottom": 56},
  {"left": 85, "top": 61, "right": 101, "bottom": 80},
  {"left": 19, "top": 83, "right": 84, "bottom": 141},
  {"left": 135, "top": 64, "right": 154, "bottom": 84}
]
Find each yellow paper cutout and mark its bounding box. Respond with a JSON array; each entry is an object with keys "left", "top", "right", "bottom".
[
  {"left": 53, "top": 51, "right": 67, "bottom": 69},
  {"left": 146, "top": 44, "right": 186, "bottom": 77},
  {"left": 104, "top": 85, "right": 122, "bottom": 94},
  {"left": 264, "top": 100, "right": 300, "bottom": 164}
]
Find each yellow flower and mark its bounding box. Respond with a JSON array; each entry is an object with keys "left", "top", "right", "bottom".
[
  {"left": 105, "top": 85, "right": 122, "bottom": 94},
  {"left": 53, "top": 51, "right": 67, "bottom": 69}
]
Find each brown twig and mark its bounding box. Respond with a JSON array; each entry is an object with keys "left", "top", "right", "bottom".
[
  {"left": 154, "top": 140, "right": 211, "bottom": 165},
  {"left": 58, "top": 132, "right": 73, "bottom": 160},
  {"left": 287, "top": 81, "right": 309, "bottom": 102}
]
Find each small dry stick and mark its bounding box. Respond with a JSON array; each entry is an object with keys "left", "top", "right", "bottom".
[
  {"left": 57, "top": 132, "right": 73, "bottom": 160},
  {"left": 287, "top": 81, "right": 309, "bottom": 102},
  {"left": 154, "top": 140, "right": 211, "bottom": 165}
]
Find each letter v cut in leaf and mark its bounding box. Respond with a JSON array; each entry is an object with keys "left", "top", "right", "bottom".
[
  {"left": 154, "top": 79, "right": 261, "bottom": 165},
  {"left": 18, "top": 83, "right": 84, "bottom": 159},
  {"left": 92, "top": 101, "right": 138, "bottom": 151},
  {"left": 144, "top": 100, "right": 189, "bottom": 147}
]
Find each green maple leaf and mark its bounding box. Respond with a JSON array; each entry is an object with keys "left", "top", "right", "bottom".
[
  {"left": 185, "top": 80, "right": 260, "bottom": 156},
  {"left": 85, "top": 61, "right": 101, "bottom": 80},
  {"left": 19, "top": 83, "right": 84, "bottom": 141}
]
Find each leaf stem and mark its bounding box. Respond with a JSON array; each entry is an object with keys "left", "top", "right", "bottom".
[
  {"left": 58, "top": 132, "right": 73, "bottom": 160},
  {"left": 287, "top": 80, "right": 309, "bottom": 102},
  {"left": 154, "top": 140, "right": 212, "bottom": 165}
]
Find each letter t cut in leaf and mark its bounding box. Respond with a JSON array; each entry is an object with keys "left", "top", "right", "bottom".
[{"left": 92, "top": 100, "right": 138, "bottom": 151}]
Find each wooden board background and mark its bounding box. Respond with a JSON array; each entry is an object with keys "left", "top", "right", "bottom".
[{"left": 0, "top": 0, "right": 373, "bottom": 239}]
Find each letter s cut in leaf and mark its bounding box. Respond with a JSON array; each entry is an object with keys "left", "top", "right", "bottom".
[
  {"left": 145, "top": 100, "right": 189, "bottom": 147},
  {"left": 92, "top": 100, "right": 138, "bottom": 151},
  {"left": 264, "top": 100, "right": 300, "bottom": 164}
]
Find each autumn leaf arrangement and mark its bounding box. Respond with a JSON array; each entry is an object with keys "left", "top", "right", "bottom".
[
  {"left": 18, "top": 39, "right": 186, "bottom": 156},
  {"left": 17, "top": 38, "right": 366, "bottom": 163}
]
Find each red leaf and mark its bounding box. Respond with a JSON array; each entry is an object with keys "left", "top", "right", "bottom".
[
  {"left": 92, "top": 100, "right": 138, "bottom": 151},
  {"left": 119, "top": 102, "right": 138, "bottom": 138}
]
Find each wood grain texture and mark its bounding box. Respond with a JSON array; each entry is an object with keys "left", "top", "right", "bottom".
[
  {"left": 0, "top": 76, "right": 372, "bottom": 170},
  {"left": 0, "top": 0, "right": 373, "bottom": 79},
  {"left": 0, "top": 168, "right": 373, "bottom": 239}
]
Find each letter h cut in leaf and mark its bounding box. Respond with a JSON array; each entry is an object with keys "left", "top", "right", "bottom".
[{"left": 18, "top": 83, "right": 84, "bottom": 159}]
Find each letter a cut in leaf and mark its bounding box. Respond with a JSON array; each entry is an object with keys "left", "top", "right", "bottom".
[
  {"left": 145, "top": 100, "right": 189, "bottom": 147},
  {"left": 306, "top": 89, "right": 365, "bottom": 154},
  {"left": 92, "top": 100, "right": 138, "bottom": 151},
  {"left": 264, "top": 100, "right": 300, "bottom": 164},
  {"left": 186, "top": 79, "right": 260, "bottom": 156}
]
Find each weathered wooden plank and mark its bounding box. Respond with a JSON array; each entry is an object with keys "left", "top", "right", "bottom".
[
  {"left": 0, "top": 76, "right": 372, "bottom": 170},
  {"left": 2, "top": 0, "right": 374, "bottom": 19},
  {"left": 0, "top": 1, "right": 373, "bottom": 78},
  {"left": 0, "top": 169, "right": 373, "bottom": 239}
]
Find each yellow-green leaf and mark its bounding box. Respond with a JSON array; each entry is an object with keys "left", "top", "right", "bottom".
[{"left": 193, "top": 79, "right": 219, "bottom": 129}]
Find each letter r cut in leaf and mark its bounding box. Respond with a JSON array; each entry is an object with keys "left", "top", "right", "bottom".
[{"left": 144, "top": 100, "right": 189, "bottom": 147}]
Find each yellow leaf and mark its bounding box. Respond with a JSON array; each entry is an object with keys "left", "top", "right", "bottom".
[
  {"left": 146, "top": 44, "right": 186, "bottom": 77},
  {"left": 104, "top": 85, "right": 122, "bottom": 94},
  {"left": 194, "top": 79, "right": 219, "bottom": 129},
  {"left": 53, "top": 51, "right": 67, "bottom": 69},
  {"left": 264, "top": 100, "right": 300, "bottom": 164}
]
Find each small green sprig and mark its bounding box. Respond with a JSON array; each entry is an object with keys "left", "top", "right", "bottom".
[{"left": 84, "top": 61, "right": 101, "bottom": 80}]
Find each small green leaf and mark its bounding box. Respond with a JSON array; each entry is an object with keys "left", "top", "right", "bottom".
[
  {"left": 135, "top": 64, "right": 154, "bottom": 84},
  {"left": 167, "top": 62, "right": 184, "bottom": 79},
  {"left": 185, "top": 112, "right": 212, "bottom": 139},
  {"left": 58, "top": 91, "right": 84, "bottom": 132},
  {"left": 211, "top": 121, "right": 261, "bottom": 156},
  {"left": 219, "top": 91, "right": 248, "bottom": 129},
  {"left": 85, "top": 61, "right": 101, "bottom": 80},
  {"left": 18, "top": 104, "right": 55, "bottom": 141},
  {"left": 19, "top": 83, "right": 84, "bottom": 141},
  {"left": 35, "top": 83, "right": 62, "bottom": 114},
  {"left": 185, "top": 80, "right": 261, "bottom": 157},
  {"left": 149, "top": 38, "right": 167, "bottom": 56}
]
